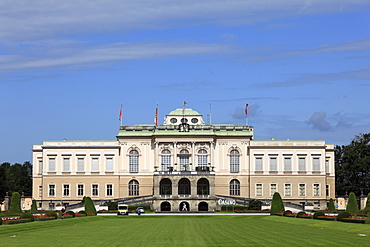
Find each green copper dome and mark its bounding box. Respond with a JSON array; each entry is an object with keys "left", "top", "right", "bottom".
[{"left": 167, "top": 108, "right": 202, "bottom": 116}]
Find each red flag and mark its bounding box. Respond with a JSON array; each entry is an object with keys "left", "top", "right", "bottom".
[
  {"left": 245, "top": 103, "right": 249, "bottom": 116},
  {"left": 119, "top": 105, "right": 123, "bottom": 121},
  {"left": 154, "top": 106, "right": 158, "bottom": 125}
]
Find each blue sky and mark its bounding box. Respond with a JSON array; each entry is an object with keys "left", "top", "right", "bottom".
[{"left": 1, "top": 0, "right": 370, "bottom": 164}]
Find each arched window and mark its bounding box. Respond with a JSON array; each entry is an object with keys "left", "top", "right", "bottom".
[
  {"left": 160, "top": 178, "right": 172, "bottom": 195},
  {"left": 198, "top": 149, "right": 208, "bottom": 169},
  {"left": 230, "top": 149, "right": 240, "bottom": 173},
  {"left": 197, "top": 178, "right": 209, "bottom": 195},
  {"left": 161, "top": 149, "right": 171, "bottom": 171},
  {"left": 178, "top": 178, "right": 191, "bottom": 195},
  {"left": 129, "top": 150, "right": 139, "bottom": 173},
  {"left": 128, "top": 180, "right": 139, "bottom": 196},
  {"left": 230, "top": 179, "right": 240, "bottom": 196},
  {"left": 179, "top": 149, "right": 190, "bottom": 171}
]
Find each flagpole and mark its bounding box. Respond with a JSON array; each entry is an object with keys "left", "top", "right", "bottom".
[
  {"left": 245, "top": 103, "right": 249, "bottom": 126},
  {"left": 209, "top": 102, "right": 212, "bottom": 125}
]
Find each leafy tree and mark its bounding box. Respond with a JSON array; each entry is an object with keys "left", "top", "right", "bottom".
[
  {"left": 270, "top": 192, "right": 285, "bottom": 215},
  {"left": 363, "top": 193, "right": 370, "bottom": 214},
  {"left": 327, "top": 198, "right": 335, "bottom": 211},
  {"left": 346, "top": 192, "right": 358, "bottom": 213},
  {"left": 335, "top": 133, "right": 370, "bottom": 196},
  {"left": 9, "top": 192, "right": 22, "bottom": 214},
  {"left": 0, "top": 162, "right": 32, "bottom": 202}
]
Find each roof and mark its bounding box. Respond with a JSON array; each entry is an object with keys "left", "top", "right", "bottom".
[{"left": 167, "top": 108, "right": 201, "bottom": 116}]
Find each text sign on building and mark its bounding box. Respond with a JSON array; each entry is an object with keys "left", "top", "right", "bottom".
[{"left": 218, "top": 199, "right": 236, "bottom": 206}]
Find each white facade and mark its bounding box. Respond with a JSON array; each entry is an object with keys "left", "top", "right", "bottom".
[{"left": 32, "top": 108, "right": 335, "bottom": 211}]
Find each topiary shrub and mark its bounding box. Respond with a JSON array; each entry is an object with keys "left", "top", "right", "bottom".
[
  {"left": 31, "top": 199, "right": 38, "bottom": 212},
  {"left": 313, "top": 211, "right": 325, "bottom": 219},
  {"left": 9, "top": 192, "right": 22, "bottom": 214},
  {"left": 270, "top": 192, "right": 285, "bottom": 215},
  {"left": 21, "top": 212, "right": 35, "bottom": 222},
  {"left": 363, "top": 193, "right": 370, "bottom": 214},
  {"left": 0, "top": 217, "right": 2, "bottom": 225},
  {"left": 337, "top": 211, "right": 351, "bottom": 221},
  {"left": 327, "top": 198, "right": 335, "bottom": 211},
  {"left": 283, "top": 210, "right": 292, "bottom": 216},
  {"left": 83, "top": 197, "right": 97, "bottom": 216},
  {"left": 346, "top": 192, "right": 358, "bottom": 214},
  {"left": 46, "top": 211, "right": 58, "bottom": 219},
  {"left": 248, "top": 200, "right": 262, "bottom": 210},
  {"left": 66, "top": 211, "right": 75, "bottom": 217}
]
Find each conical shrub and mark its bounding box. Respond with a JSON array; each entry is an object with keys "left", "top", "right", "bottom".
[{"left": 270, "top": 192, "right": 285, "bottom": 215}]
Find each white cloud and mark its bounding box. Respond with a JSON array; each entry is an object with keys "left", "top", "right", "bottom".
[
  {"left": 0, "top": 41, "right": 236, "bottom": 73},
  {"left": 1, "top": 0, "right": 369, "bottom": 43}
]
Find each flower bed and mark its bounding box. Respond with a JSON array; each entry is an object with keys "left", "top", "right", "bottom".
[
  {"left": 75, "top": 212, "right": 87, "bottom": 217},
  {"left": 234, "top": 209, "right": 270, "bottom": 213},
  {"left": 316, "top": 215, "right": 337, "bottom": 221},
  {"left": 33, "top": 213, "right": 57, "bottom": 221},
  {"left": 1, "top": 217, "right": 32, "bottom": 225}
]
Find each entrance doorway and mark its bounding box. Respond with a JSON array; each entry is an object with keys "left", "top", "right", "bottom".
[
  {"left": 198, "top": 202, "right": 208, "bottom": 211},
  {"left": 161, "top": 201, "right": 171, "bottom": 211},
  {"left": 179, "top": 201, "right": 190, "bottom": 211}
]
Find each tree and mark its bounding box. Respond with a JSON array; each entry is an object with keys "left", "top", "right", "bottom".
[
  {"left": 363, "top": 193, "right": 370, "bottom": 214},
  {"left": 9, "top": 192, "right": 22, "bottom": 214},
  {"left": 327, "top": 198, "right": 335, "bottom": 211},
  {"left": 346, "top": 192, "right": 358, "bottom": 213},
  {"left": 0, "top": 162, "right": 32, "bottom": 202},
  {"left": 270, "top": 192, "right": 285, "bottom": 215},
  {"left": 335, "top": 133, "right": 370, "bottom": 196}
]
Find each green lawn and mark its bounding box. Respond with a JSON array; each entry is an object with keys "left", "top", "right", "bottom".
[{"left": 1, "top": 215, "right": 370, "bottom": 246}]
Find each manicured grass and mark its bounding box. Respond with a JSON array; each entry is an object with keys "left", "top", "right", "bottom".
[{"left": 1, "top": 215, "right": 370, "bottom": 246}]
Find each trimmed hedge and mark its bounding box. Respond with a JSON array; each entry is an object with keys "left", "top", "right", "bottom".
[
  {"left": 66, "top": 211, "right": 75, "bottom": 217},
  {"left": 313, "top": 211, "right": 325, "bottom": 219},
  {"left": 2, "top": 218, "right": 32, "bottom": 225},
  {"left": 21, "top": 212, "right": 35, "bottom": 222},
  {"left": 337, "top": 211, "right": 351, "bottom": 221}
]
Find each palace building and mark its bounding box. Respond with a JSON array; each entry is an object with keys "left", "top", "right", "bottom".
[{"left": 32, "top": 108, "right": 335, "bottom": 212}]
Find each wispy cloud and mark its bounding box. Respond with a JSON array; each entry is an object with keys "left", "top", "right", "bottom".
[
  {"left": 0, "top": 42, "right": 236, "bottom": 73},
  {"left": 1, "top": 1, "right": 369, "bottom": 43}
]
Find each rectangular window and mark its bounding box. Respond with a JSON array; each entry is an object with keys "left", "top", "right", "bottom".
[
  {"left": 326, "top": 185, "right": 329, "bottom": 197},
  {"left": 230, "top": 155, "right": 240, "bottom": 173},
  {"left": 256, "top": 184, "right": 262, "bottom": 196},
  {"left": 313, "top": 184, "right": 320, "bottom": 196},
  {"left": 92, "top": 184, "right": 99, "bottom": 196},
  {"left": 284, "top": 157, "right": 291, "bottom": 172},
  {"left": 77, "top": 184, "right": 84, "bottom": 197},
  {"left": 161, "top": 154, "right": 171, "bottom": 171},
  {"left": 270, "top": 184, "right": 277, "bottom": 196},
  {"left": 38, "top": 161, "right": 43, "bottom": 174},
  {"left": 269, "top": 157, "right": 277, "bottom": 172},
  {"left": 313, "top": 158, "right": 320, "bottom": 172},
  {"left": 106, "top": 184, "right": 113, "bottom": 196},
  {"left": 255, "top": 157, "right": 263, "bottom": 172},
  {"left": 63, "top": 184, "right": 70, "bottom": 196},
  {"left": 39, "top": 186, "right": 42, "bottom": 197},
  {"left": 91, "top": 157, "right": 99, "bottom": 172},
  {"left": 325, "top": 159, "right": 329, "bottom": 174},
  {"left": 299, "top": 184, "right": 306, "bottom": 196},
  {"left": 284, "top": 184, "right": 291, "bottom": 196},
  {"left": 77, "top": 158, "right": 85, "bottom": 172},
  {"left": 106, "top": 157, "right": 113, "bottom": 172},
  {"left": 129, "top": 155, "right": 139, "bottom": 173},
  {"left": 63, "top": 157, "right": 70, "bottom": 172},
  {"left": 298, "top": 158, "right": 306, "bottom": 172},
  {"left": 49, "top": 184, "right": 55, "bottom": 196},
  {"left": 48, "top": 158, "right": 55, "bottom": 172}
]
